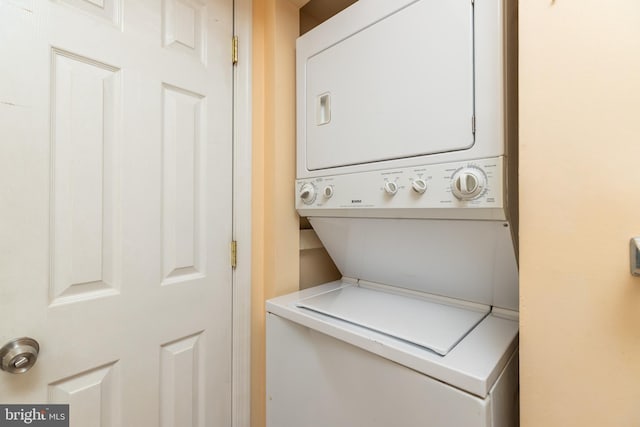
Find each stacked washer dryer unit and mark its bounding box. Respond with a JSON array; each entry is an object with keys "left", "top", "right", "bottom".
[{"left": 267, "top": 0, "right": 518, "bottom": 426}]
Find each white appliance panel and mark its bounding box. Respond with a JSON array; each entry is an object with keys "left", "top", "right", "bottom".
[
  {"left": 304, "top": 0, "right": 474, "bottom": 171},
  {"left": 297, "top": 0, "right": 510, "bottom": 179},
  {"left": 309, "top": 217, "right": 519, "bottom": 311},
  {"left": 267, "top": 314, "right": 491, "bottom": 427},
  {"left": 267, "top": 312, "right": 519, "bottom": 427},
  {"left": 296, "top": 157, "right": 506, "bottom": 220},
  {"left": 296, "top": 285, "right": 489, "bottom": 356}
]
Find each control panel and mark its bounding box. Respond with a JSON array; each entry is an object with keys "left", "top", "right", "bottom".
[{"left": 295, "top": 157, "right": 507, "bottom": 220}]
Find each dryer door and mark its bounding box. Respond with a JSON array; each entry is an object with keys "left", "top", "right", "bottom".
[{"left": 303, "top": 0, "right": 475, "bottom": 171}]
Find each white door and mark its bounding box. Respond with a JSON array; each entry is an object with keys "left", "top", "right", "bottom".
[{"left": 0, "top": 0, "right": 233, "bottom": 425}]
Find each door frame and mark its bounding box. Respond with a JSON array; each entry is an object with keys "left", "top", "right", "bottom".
[{"left": 232, "top": 0, "right": 252, "bottom": 425}]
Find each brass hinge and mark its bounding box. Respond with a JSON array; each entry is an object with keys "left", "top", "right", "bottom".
[
  {"left": 230, "top": 240, "right": 237, "bottom": 268},
  {"left": 471, "top": 115, "right": 476, "bottom": 134},
  {"left": 232, "top": 36, "right": 238, "bottom": 65}
]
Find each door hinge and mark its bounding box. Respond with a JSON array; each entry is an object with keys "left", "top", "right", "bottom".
[
  {"left": 471, "top": 115, "right": 476, "bottom": 134},
  {"left": 230, "top": 240, "right": 237, "bottom": 268},
  {"left": 232, "top": 36, "right": 238, "bottom": 65}
]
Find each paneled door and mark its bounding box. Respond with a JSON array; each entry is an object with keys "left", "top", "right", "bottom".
[{"left": 0, "top": 0, "right": 233, "bottom": 425}]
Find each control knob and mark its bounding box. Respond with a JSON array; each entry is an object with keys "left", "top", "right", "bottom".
[
  {"left": 323, "top": 185, "right": 334, "bottom": 199},
  {"left": 451, "top": 167, "right": 486, "bottom": 200},
  {"left": 411, "top": 178, "right": 427, "bottom": 194},
  {"left": 299, "top": 183, "right": 317, "bottom": 205},
  {"left": 383, "top": 181, "right": 398, "bottom": 196}
]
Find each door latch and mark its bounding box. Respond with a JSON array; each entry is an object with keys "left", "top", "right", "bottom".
[{"left": 630, "top": 238, "right": 640, "bottom": 276}]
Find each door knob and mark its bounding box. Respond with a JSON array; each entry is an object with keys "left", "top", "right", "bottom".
[{"left": 0, "top": 337, "right": 39, "bottom": 374}]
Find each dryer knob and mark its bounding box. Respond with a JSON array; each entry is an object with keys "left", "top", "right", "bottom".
[
  {"left": 299, "top": 183, "right": 317, "bottom": 205},
  {"left": 383, "top": 181, "right": 398, "bottom": 195},
  {"left": 451, "top": 168, "right": 485, "bottom": 200},
  {"left": 411, "top": 179, "right": 427, "bottom": 194}
]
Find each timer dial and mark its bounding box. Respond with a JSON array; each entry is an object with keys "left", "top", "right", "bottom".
[
  {"left": 451, "top": 167, "right": 486, "bottom": 200},
  {"left": 299, "top": 183, "right": 317, "bottom": 205}
]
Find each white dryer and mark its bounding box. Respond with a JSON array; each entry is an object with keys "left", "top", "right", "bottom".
[{"left": 267, "top": 0, "right": 518, "bottom": 425}]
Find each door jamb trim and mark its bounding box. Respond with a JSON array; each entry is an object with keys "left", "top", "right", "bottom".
[{"left": 231, "top": 0, "right": 252, "bottom": 425}]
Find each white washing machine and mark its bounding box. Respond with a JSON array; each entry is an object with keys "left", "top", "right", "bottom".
[{"left": 267, "top": 0, "right": 518, "bottom": 425}]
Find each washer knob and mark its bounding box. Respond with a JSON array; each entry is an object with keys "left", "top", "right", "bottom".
[
  {"left": 411, "top": 178, "right": 427, "bottom": 194},
  {"left": 383, "top": 181, "right": 398, "bottom": 195},
  {"left": 323, "top": 185, "right": 334, "bottom": 199},
  {"left": 299, "top": 183, "right": 317, "bottom": 204},
  {"left": 451, "top": 168, "right": 486, "bottom": 200}
]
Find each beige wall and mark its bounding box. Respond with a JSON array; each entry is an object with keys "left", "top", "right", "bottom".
[
  {"left": 299, "top": 229, "right": 341, "bottom": 289},
  {"left": 251, "top": 0, "right": 302, "bottom": 426},
  {"left": 519, "top": 1, "right": 640, "bottom": 425}
]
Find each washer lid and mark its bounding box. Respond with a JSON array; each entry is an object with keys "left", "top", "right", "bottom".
[{"left": 296, "top": 285, "right": 489, "bottom": 356}]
